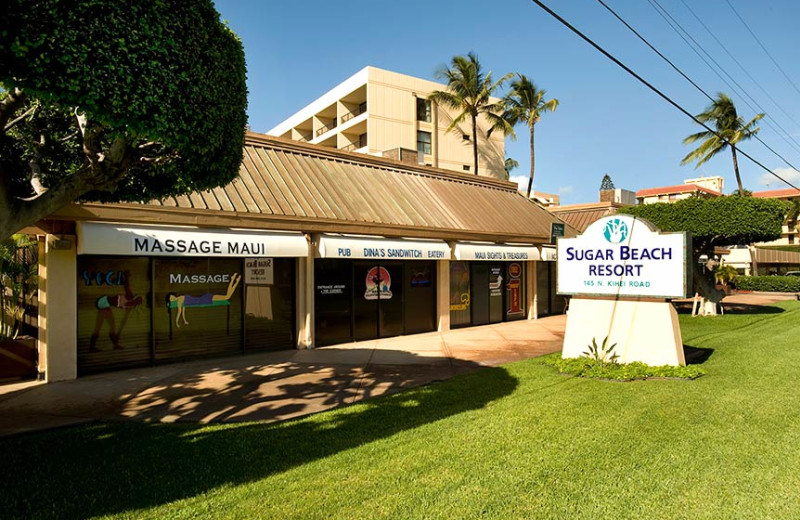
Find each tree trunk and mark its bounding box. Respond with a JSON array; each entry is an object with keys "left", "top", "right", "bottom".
[
  {"left": 526, "top": 124, "right": 536, "bottom": 199},
  {"left": 731, "top": 145, "right": 744, "bottom": 196},
  {"left": 471, "top": 114, "right": 478, "bottom": 176},
  {"left": 692, "top": 249, "right": 726, "bottom": 316}
]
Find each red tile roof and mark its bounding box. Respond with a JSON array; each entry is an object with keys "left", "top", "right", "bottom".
[
  {"left": 635, "top": 184, "right": 721, "bottom": 197},
  {"left": 752, "top": 188, "right": 800, "bottom": 199}
]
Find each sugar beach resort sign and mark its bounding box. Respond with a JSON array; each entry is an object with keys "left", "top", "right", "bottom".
[
  {"left": 558, "top": 215, "right": 690, "bottom": 366},
  {"left": 557, "top": 215, "right": 689, "bottom": 299}
]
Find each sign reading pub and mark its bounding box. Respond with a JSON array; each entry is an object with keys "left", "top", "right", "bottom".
[{"left": 557, "top": 215, "right": 689, "bottom": 299}]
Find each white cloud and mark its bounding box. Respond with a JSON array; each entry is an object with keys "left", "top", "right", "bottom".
[
  {"left": 509, "top": 175, "right": 529, "bottom": 193},
  {"left": 759, "top": 167, "right": 800, "bottom": 187},
  {"left": 558, "top": 185, "right": 574, "bottom": 195}
]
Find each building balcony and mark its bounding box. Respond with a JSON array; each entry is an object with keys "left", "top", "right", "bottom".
[{"left": 341, "top": 102, "right": 367, "bottom": 124}]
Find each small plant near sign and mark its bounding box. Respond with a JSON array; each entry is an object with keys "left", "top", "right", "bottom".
[
  {"left": 583, "top": 336, "right": 619, "bottom": 364},
  {"left": 544, "top": 354, "right": 705, "bottom": 381}
]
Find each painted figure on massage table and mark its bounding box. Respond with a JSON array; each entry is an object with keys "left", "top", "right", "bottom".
[{"left": 165, "top": 272, "right": 241, "bottom": 327}]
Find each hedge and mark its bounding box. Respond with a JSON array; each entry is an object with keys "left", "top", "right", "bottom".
[{"left": 735, "top": 276, "right": 800, "bottom": 292}]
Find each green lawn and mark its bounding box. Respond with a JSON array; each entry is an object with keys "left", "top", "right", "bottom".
[{"left": 4, "top": 302, "right": 800, "bottom": 519}]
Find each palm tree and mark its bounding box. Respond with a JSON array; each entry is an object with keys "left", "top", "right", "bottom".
[
  {"left": 428, "top": 53, "right": 511, "bottom": 176},
  {"left": 504, "top": 157, "right": 519, "bottom": 180},
  {"left": 681, "top": 93, "right": 763, "bottom": 196},
  {"left": 492, "top": 74, "right": 558, "bottom": 198}
]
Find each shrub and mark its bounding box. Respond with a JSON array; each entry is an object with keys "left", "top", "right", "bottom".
[
  {"left": 543, "top": 354, "right": 705, "bottom": 381},
  {"left": 735, "top": 276, "right": 800, "bottom": 292}
]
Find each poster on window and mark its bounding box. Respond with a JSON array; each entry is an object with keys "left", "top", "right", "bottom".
[
  {"left": 507, "top": 262, "right": 523, "bottom": 315},
  {"left": 364, "top": 266, "right": 392, "bottom": 300},
  {"left": 245, "top": 257, "right": 274, "bottom": 285}
]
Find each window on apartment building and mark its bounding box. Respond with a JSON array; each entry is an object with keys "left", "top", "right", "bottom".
[
  {"left": 463, "top": 165, "right": 470, "bottom": 172},
  {"left": 417, "top": 131, "right": 432, "bottom": 154},
  {"left": 416, "top": 98, "right": 432, "bottom": 122},
  {"left": 462, "top": 134, "right": 470, "bottom": 141}
]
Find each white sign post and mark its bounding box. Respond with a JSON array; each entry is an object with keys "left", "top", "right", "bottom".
[{"left": 558, "top": 215, "right": 690, "bottom": 366}]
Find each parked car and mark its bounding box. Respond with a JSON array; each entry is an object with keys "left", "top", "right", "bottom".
[{"left": 785, "top": 271, "right": 800, "bottom": 277}]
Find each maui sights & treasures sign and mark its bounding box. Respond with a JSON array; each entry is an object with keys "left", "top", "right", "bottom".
[{"left": 557, "top": 215, "right": 689, "bottom": 299}]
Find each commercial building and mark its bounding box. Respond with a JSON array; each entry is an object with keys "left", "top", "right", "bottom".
[
  {"left": 635, "top": 176, "right": 723, "bottom": 204},
  {"left": 31, "top": 133, "right": 571, "bottom": 381},
  {"left": 268, "top": 66, "right": 506, "bottom": 180}
]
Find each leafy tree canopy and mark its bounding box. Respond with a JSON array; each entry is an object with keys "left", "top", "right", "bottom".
[
  {"left": 600, "top": 174, "right": 614, "bottom": 191},
  {"left": 619, "top": 197, "right": 786, "bottom": 252},
  {"left": 619, "top": 196, "right": 786, "bottom": 306},
  {"left": 0, "top": 0, "right": 248, "bottom": 239}
]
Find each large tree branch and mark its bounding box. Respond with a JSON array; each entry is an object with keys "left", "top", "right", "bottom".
[
  {"left": 0, "top": 170, "right": 94, "bottom": 239},
  {"left": 0, "top": 88, "right": 26, "bottom": 130}
]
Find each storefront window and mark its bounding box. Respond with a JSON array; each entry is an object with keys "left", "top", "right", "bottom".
[
  {"left": 77, "top": 256, "right": 151, "bottom": 373},
  {"left": 405, "top": 262, "right": 435, "bottom": 334},
  {"left": 449, "top": 261, "right": 471, "bottom": 327},
  {"left": 244, "top": 257, "right": 295, "bottom": 351},
  {"left": 153, "top": 258, "right": 243, "bottom": 362},
  {"left": 315, "top": 259, "right": 353, "bottom": 346}
]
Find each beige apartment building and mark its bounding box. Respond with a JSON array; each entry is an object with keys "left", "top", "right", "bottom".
[{"left": 267, "top": 66, "right": 506, "bottom": 179}]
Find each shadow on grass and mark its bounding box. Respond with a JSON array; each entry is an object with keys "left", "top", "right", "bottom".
[
  {"left": 683, "top": 345, "right": 714, "bottom": 365},
  {"left": 0, "top": 363, "right": 517, "bottom": 520},
  {"left": 673, "top": 302, "right": 784, "bottom": 315}
]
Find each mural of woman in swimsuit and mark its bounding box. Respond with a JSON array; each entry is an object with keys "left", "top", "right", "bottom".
[
  {"left": 165, "top": 272, "right": 241, "bottom": 327},
  {"left": 89, "top": 270, "right": 144, "bottom": 351}
]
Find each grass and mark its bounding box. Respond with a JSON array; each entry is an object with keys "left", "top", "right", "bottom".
[{"left": 4, "top": 301, "right": 800, "bottom": 519}]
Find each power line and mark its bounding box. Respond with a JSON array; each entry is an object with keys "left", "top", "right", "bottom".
[
  {"left": 594, "top": 0, "right": 800, "bottom": 174},
  {"left": 525, "top": 0, "right": 800, "bottom": 190},
  {"left": 725, "top": 0, "right": 800, "bottom": 99},
  {"left": 678, "top": 0, "right": 800, "bottom": 132},
  {"left": 646, "top": 0, "right": 800, "bottom": 157}
]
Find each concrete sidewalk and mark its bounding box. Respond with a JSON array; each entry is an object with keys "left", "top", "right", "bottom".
[{"left": 0, "top": 315, "right": 566, "bottom": 437}]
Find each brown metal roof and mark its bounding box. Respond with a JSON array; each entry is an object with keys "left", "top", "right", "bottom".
[
  {"left": 548, "top": 202, "right": 623, "bottom": 233},
  {"left": 53, "top": 133, "right": 574, "bottom": 243},
  {"left": 752, "top": 247, "right": 800, "bottom": 265}
]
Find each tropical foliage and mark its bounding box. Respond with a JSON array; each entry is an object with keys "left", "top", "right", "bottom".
[
  {"left": 681, "top": 93, "right": 763, "bottom": 196},
  {"left": 493, "top": 74, "right": 558, "bottom": 198},
  {"left": 620, "top": 197, "right": 786, "bottom": 308},
  {"left": 428, "top": 53, "right": 510, "bottom": 176},
  {"left": 0, "top": 0, "right": 248, "bottom": 240},
  {"left": 503, "top": 157, "right": 519, "bottom": 180},
  {"left": 0, "top": 234, "right": 37, "bottom": 339},
  {"left": 735, "top": 275, "right": 800, "bottom": 292},
  {"left": 714, "top": 264, "right": 738, "bottom": 286}
]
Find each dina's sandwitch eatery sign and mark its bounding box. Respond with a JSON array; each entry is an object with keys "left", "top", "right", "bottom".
[{"left": 556, "top": 215, "right": 690, "bottom": 299}]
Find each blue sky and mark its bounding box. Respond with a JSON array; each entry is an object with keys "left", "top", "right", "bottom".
[{"left": 214, "top": 0, "right": 800, "bottom": 204}]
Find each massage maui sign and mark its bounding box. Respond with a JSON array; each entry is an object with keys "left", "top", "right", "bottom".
[{"left": 557, "top": 215, "right": 689, "bottom": 299}]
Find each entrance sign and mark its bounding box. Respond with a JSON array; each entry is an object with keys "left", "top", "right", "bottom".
[
  {"left": 317, "top": 234, "right": 450, "bottom": 260},
  {"left": 77, "top": 222, "right": 308, "bottom": 258},
  {"left": 558, "top": 215, "right": 688, "bottom": 366},
  {"left": 557, "top": 215, "right": 689, "bottom": 299},
  {"left": 454, "top": 242, "right": 541, "bottom": 261}
]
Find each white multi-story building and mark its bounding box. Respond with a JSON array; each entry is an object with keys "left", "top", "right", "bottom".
[{"left": 268, "top": 66, "right": 506, "bottom": 179}]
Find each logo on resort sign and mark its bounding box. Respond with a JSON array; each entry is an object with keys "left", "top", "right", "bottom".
[
  {"left": 603, "top": 218, "right": 629, "bottom": 244},
  {"left": 557, "top": 214, "right": 688, "bottom": 299}
]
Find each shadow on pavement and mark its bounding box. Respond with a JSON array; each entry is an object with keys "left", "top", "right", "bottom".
[{"left": 0, "top": 354, "right": 517, "bottom": 520}]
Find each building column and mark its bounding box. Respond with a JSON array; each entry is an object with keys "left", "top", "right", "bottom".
[
  {"left": 436, "top": 259, "right": 450, "bottom": 332},
  {"left": 527, "top": 261, "right": 538, "bottom": 320},
  {"left": 37, "top": 234, "right": 78, "bottom": 381},
  {"left": 295, "top": 235, "right": 315, "bottom": 349}
]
